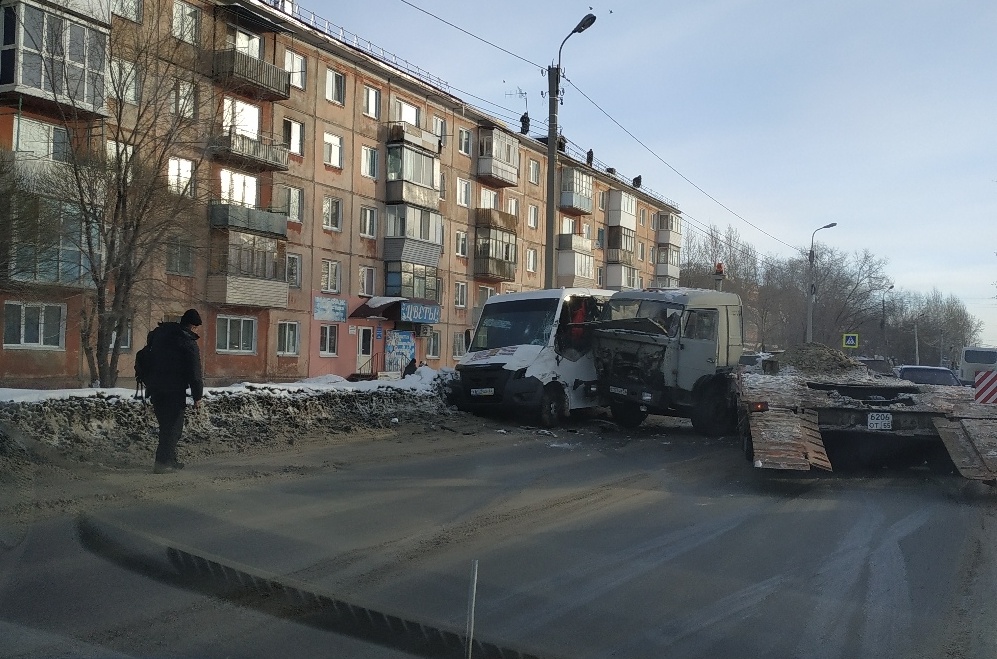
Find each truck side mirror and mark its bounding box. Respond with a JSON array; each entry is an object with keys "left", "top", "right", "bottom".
[{"left": 464, "top": 329, "right": 472, "bottom": 349}]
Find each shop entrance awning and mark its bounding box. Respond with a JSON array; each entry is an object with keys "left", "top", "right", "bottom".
[{"left": 350, "top": 297, "right": 441, "bottom": 323}]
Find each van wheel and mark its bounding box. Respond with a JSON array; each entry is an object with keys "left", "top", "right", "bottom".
[
  {"left": 538, "top": 385, "right": 565, "bottom": 428},
  {"left": 611, "top": 402, "right": 648, "bottom": 428}
]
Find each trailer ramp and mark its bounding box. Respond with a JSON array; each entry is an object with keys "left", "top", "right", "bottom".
[
  {"left": 748, "top": 409, "right": 832, "bottom": 472},
  {"left": 933, "top": 413, "right": 997, "bottom": 482}
]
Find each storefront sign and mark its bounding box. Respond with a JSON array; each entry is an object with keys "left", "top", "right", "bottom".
[
  {"left": 399, "top": 302, "right": 441, "bottom": 324},
  {"left": 385, "top": 331, "right": 416, "bottom": 373}
]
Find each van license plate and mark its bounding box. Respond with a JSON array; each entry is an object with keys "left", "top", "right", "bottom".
[
  {"left": 471, "top": 388, "right": 494, "bottom": 396},
  {"left": 868, "top": 412, "right": 892, "bottom": 430}
]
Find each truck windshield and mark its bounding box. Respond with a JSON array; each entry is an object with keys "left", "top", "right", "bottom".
[
  {"left": 602, "top": 299, "right": 683, "bottom": 336},
  {"left": 469, "top": 298, "right": 559, "bottom": 351}
]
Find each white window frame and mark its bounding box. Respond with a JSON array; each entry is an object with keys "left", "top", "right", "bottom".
[
  {"left": 279, "top": 185, "right": 303, "bottom": 222},
  {"left": 283, "top": 118, "right": 304, "bottom": 155},
  {"left": 112, "top": 0, "right": 142, "bottom": 21},
  {"left": 172, "top": 0, "right": 200, "bottom": 44},
  {"left": 433, "top": 116, "right": 447, "bottom": 146},
  {"left": 507, "top": 197, "right": 519, "bottom": 218},
  {"left": 216, "top": 316, "right": 257, "bottom": 354},
  {"left": 638, "top": 242, "right": 645, "bottom": 261},
  {"left": 173, "top": 79, "right": 196, "bottom": 119},
  {"left": 325, "top": 68, "right": 345, "bottom": 104},
  {"left": 427, "top": 330, "right": 441, "bottom": 359},
  {"left": 480, "top": 188, "right": 498, "bottom": 210},
  {"left": 319, "top": 324, "right": 338, "bottom": 356},
  {"left": 359, "top": 265, "right": 376, "bottom": 296},
  {"left": 528, "top": 204, "right": 538, "bottom": 229},
  {"left": 166, "top": 235, "right": 194, "bottom": 276},
  {"left": 457, "top": 128, "right": 471, "bottom": 155},
  {"left": 167, "top": 156, "right": 193, "bottom": 197},
  {"left": 285, "top": 49, "right": 305, "bottom": 89},
  {"left": 3, "top": 302, "right": 66, "bottom": 349},
  {"left": 362, "top": 85, "right": 381, "bottom": 119},
  {"left": 286, "top": 253, "right": 301, "bottom": 288},
  {"left": 323, "top": 132, "right": 343, "bottom": 167},
  {"left": 528, "top": 159, "right": 540, "bottom": 185},
  {"left": 452, "top": 332, "right": 467, "bottom": 358},
  {"left": 110, "top": 58, "right": 139, "bottom": 104},
  {"left": 361, "top": 145, "right": 378, "bottom": 179},
  {"left": 456, "top": 178, "right": 471, "bottom": 207},
  {"left": 526, "top": 248, "right": 537, "bottom": 273},
  {"left": 320, "top": 259, "right": 340, "bottom": 293},
  {"left": 454, "top": 281, "right": 467, "bottom": 308},
  {"left": 360, "top": 206, "right": 377, "bottom": 238},
  {"left": 395, "top": 99, "right": 420, "bottom": 127},
  {"left": 455, "top": 230, "right": 468, "bottom": 257},
  {"left": 277, "top": 321, "right": 299, "bottom": 356},
  {"left": 322, "top": 196, "right": 342, "bottom": 230}
]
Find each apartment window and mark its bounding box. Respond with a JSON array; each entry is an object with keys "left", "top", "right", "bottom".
[
  {"left": 167, "top": 157, "right": 193, "bottom": 196},
  {"left": 16, "top": 8, "right": 106, "bottom": 106},
  {"left": 582, "top": 223, "right": 591, "bottom": 239},
  {"left": 283, "top": 118, "right": 304, "bottom": 155},
  {"left": 452, "top": 332, "right": 467, "bottom": 358},
  {"left": 480, "top": 188, "right": 498, "bottom": 210},
  {"left": 454, "top": 281, "right": 467, "bottom": 308},
  {"left": 360, "top": 206, "right": 376, "bottom": 237},
  {"left": 439, "top": 172, "right": 446, "bottom": 199},
  {"left": 286, "top": 253, "right": 301, "bottom": 287},
  {"left": 110, "top": 320, "right": 132, "bottom": 351},
  {"left": 597, "top": 266, "right": 604, "bottom": 287},
  {"left": 528, "top": 159, "right": 540, "bottom": 185},
  {"left": 216, "top": 316, "right": 256, "bottom": 353},
  {"left": 433, "top": 116, "right": 447, "bottom": 146},
  {"left": 112, "top": 0, "right": 142, "bottom": 21},
  {"left": 285, "top": 49, "right": 305, "bottom": 89},
  {"left": 110, "top": 59, "right": 139, "bottom": 104},
  {"left": 173, "top": 79, "right": 196, "bottom": 118},
  {"left": 172, "top": 0, "right": 199, "bottom": 43},
  {"left": 456, "top": 178, "right": 471, "bottom": 207},
  {"left": 361, "top": 145, "right": 378, "bottom": 178},
  {"left": 319, "top": 325, "right": 338, "bottom": 355},
  {"left": 11, "top": 199, "right": 91, "bottom": 284},
  {"left": 385, "top": 206, "right": 444, "bottom": 244},
  {"left": 325, "top": 68, "right": 345, "bottom": 104},
  {"left": 320, "top": 259, "right": 340, "bottom": 293},
  {"left": 219, "top": 169, "right": 257, "bottom": 207},
  {"left": 457, "top": 128, "right": 471, "bottom": 155},
  {"left": 596, "top": 227, "right": 605, "bottom": 248},
  {"left": 395, "top": 99, "right": 420, "bottom": 126},
  {"left": 14, "top": 117, "right": 69, "bottom": 162},
  {"left": 387, "top": 144, "right": 437, "bottom": 188},
  {"left": 526, "top": 248, "right": 537, "bottom": 273},
  {"left": 276, "top": 321, "right": 299, "bottom": 356},
  {"left": 528, "top": 204, "right": 538, "bottom": 229},
  {"left": 278, "top": 185, "right": 303, "bottom": 222},
  {"left": 639, "top": 208, "right": 646, "bottom": 226},
  {"left": 362, "top": 85, "right": 381, "bottom": 119},
  {"left": 3, "top": 302, "right": 65, "bottom": 348},
  {"left": 507, "top": 197, "right": 519, "bottom": 218},
  {"left": 638, "top": 275, "right": 645, "bottom": 289},
  {"left": 427, "top": 330, "right": 441, "bottom": 359},
  {"left": 222, "top": 96, "right": 259, "bottom": 139},
  {"left": 359, "top": 266, "right": 376, "bottom": 296},
  {"left": 598, "top": 191, "right": 606, "bottom": 210},
  {"left": 323, "top": 132, "right": 343, "bottom": 168},
  {"left": 166, "top": 235, "right": 193, "bottom": 275},
  {"left": 649, "top": 247, "right": 656, "bottom": 265},
  {"left": 385, "top": 262, "right": 438, "bottom": 299},
  {"left": 638, "top": 242, "right": 645, "bottom": 261},
  {"left": 322, "top": 196, "right": 342, "bottom": 230},
  {"left": 623, "top": 265, "right": 639, "bottom": 289},
  {"left": 227, "top": 26, "right": 261, "bottom": 58},
  {"left": 455, "top": 231, "right": 468, "bottom": 257}
]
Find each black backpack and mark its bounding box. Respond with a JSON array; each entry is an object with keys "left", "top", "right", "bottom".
[{"left": 135, "top": 329, "right": 157, "bottom": 389}]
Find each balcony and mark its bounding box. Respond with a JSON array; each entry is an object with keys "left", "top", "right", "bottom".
[
  {"left": 606, "top": 248, "right": 635, "bottom": 266},
  {"left": 211, "top": 128, "right": 289, "bottom": 171},
  {"left": 557, "top": 249, "right": 596, "bottom": 289},
  {"left": 387, "top": 122, "right": 441, "bottom": 153},
  {"left": 559, "top": 190, "right": 594, "bottom": 216},
  {"left": 474, "top": 257, "right": 516, "bottom": 282},
  {"left": 383, "top": 237, "right": 442, "bottom": 268},
  {"left": 210, "top": 202, "right": 288, "bottom": 239},
  {"left": 657, "top": 228, "right": 681, "bottom": 247},
  {"left": 385, "top": 180, "right": 440, "bottom": 208},
  {"left": 476, "top": 128, "right": 519, "bottom": 188},
  {"left": 206, "top": 274, "right": 289, "bottom": 308},
  {"left": 655, "top": 262, "right": 681, "bottom": 280},
  {"left": 474, "top": 208, "right": 518, "bottom": 233},
  {"left": 211, "top": 50, "right": 291, "bottom": 101},
  {"left": 557, "top": 233, "right": 592, "bottom": 253}
]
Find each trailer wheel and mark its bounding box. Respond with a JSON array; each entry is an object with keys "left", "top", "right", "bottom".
[
  {"left": 691, "top": 387, "right": 736, "bottom": 437},
  {"left": 538, "top": 384, "right": 565, "bottom": 428},
  {"left": 611, "top": 402, "right": 648, "bottom": 429}
]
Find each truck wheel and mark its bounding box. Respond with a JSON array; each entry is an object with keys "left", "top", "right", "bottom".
[
  {"left": 611, "top": 402, "right": 648, "bottom": 429},
  {"left": 691, "top": 389, "right": 736, "bottom": 437},
  {"left": 538, "top": 385, "right": 565, "bottom": 428}
]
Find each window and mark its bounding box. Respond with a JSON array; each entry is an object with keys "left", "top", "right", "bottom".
[
  {"left": 286, "top": 253, "right": 301, "bottom": 287},
  {"left": 582, "top": 223, "right": 591, "bottom": 239},
  {"left": 362, "top": 85, "right": 380, "bottom": 119},
  {"left": 227, "top": 26, "right": 261, "bottom": 58},
  {"left": 433, "top": 116, "right": 446, "bottom": 146},
  {"left": 361, "top": 145, "right": 378, "bottom": 178},
  {"left": 325, "top": 68, "right": 345, "bottom": 104},
  {"left": 427, "top": 330, "right": 441, "bottom": 359},
  {"left": 452, "top": 332, "right": 467, "bottom": 358},
  {"left": 320, "top": 259, "right": 340, "bottom": 293},
  {"left": 222, "top": 96, "right": 259, "bottom": 139},
  {"left": 480, "top": 188, "right": 497, "bottom": 210},
  {"left": 387, "top": 144, "right": 437, "bottom": 188},
  {"left": 455, "top": 231, "right": 468, "bottom": 257},
  {"left": 11, "top": 199, "right": 92, "bottom": 284},
  {"left": 454, "top": 281, "right": 467, "bottom": 308},
  {"left": 385, "top": 206, "right": 443, "bottom": 244},
  {"left": 639, "top": 208, "right": 646, "bottom": 226},
  {"left": 528, "top": 204, "right": 538, "bottom": 229},
  {"left": 596, "top": 227, "right": 605, "bottom": 248},
  {"left": 597, "top": 266, "right": 604, "bottom": 287},
  {"left": 323, "top": 132, "right": 343, "bottom": 167},
  {"left": 112, "top": 0, "right": 141, "bottom": 21},
  {"left": 322, "top": 196, "right": 342, "bottom": 230},
  {"left": 319, "top": 325, "right": 338, "bottom": 355},
  {"left": 172, "top": 0, "right": 199, "bottom": 43},
  {"left": 17, "top": 8, "right": 106, "bottom": 106},
  {"left": 638, "top": 242, "right": 645, "bottom": 261},
  {"left": 14, "top": 117, "right": 69, "bottom": 162},
  {"left": 166, "top": 235, "right": 193, "bottom": 275},
  {"left": 359, "top": 206, "right": 376, "bottom": 237},
  {"left": 214, "top": 233, "right": 280, "bottom": 280},
  {"left": 277, "top": 321, "right": 299, "bottom": 356},
  {"left": 526, "top": 248, "right": 537, "bottom": 273},
  {"left": 623, "top": 265, "right": 639, "bottom": 289},
  {"left": 439, "top": 172, "right": 446, "bottom": 199},
  {"left": 457, "top": 128, "right": 471, "bottom": 155},
  {"left": 394, "top": 99, "right": 420, "bottom": 126},
  {"left": 649, "top": 247, "right": 656, "bottom": 265},
  {"left": 385, "top": 262, "right": 438, "bottom": 299},
  {"left": 110, "top": 58, "right": 139, "bottom": 104},
  {"left": 173, "top": 79, "right": 196, "bottom": 118},
  {"left": 359, "top": 265, "right": 376, "bottom": 296},
  {"left": 285, "top": 49, "right": 305, "bottom": 89},
  {"left": 598, "top": 191, "right": 606, "bottom": 210},
  {"left": 4, "top": 302, "right": 65, "bottom": 348},
  {"left": 278, "top": 185, "right": 303, "bottom": 222},
  {"left": 456, "top": 178, "right": 471, "bottom": 207},
  {"left": 507, "top": 197, "right": 519, "bottom": 218},
  {"left": 110, "top": 320, "right": 132, "bottom": 351},
  {"left": 219, "top": 169, "right": 257, "bottom": 206},
  {"left": 283, "top": 118, "right": 304, "bottom": 155},
  {"left": 216, "top": 316, "right": 256, "bottom": 353},
  {"left": 167, "top": 157, "right": 193, "bottom": 196},
  {"left": 528, "top": 159, "right": 540, "bottom": 185}
]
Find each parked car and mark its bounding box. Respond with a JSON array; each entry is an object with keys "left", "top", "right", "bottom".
[{"left": 895, "top": 365, "right": 963, "bottom": 386}]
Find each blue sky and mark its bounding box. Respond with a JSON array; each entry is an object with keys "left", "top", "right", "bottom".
[{"left": 312, "top": 0, "right": 997, "bottom": 344}]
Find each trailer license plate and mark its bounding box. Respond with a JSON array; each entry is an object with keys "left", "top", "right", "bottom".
[
  {"left": 868, "top": 412, "right": 892, "bottom": 430},
  {"left": 471, "top": 388, "right": 494, "bottom": 396},
  {"left": 609, "top": 386, "right": 627, "bottom": 395}
]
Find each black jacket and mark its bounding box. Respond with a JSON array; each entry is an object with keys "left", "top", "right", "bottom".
[{"left": 146, "top": 322, "right": 204, "bottom": 400}]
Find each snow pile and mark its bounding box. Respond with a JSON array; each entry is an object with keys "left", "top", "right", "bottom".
[
  {"left": 774, "top": 343, "right": 862, "bottom": 374},
  {"left": 0, "top": 369, "right": 458, "bottom": 468}
]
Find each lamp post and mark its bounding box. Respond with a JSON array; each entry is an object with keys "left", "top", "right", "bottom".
[
  {"left": 806, "top": 222, "right": 837, "bottom": 343},
  {"left": 914, "top": 310, "right": 926, "bottom": 365},
  {"left": 880, "top": 284, "right": 894, "bottom": 353},
  {"left": 544, "top": 13, "right": 596, "bottom": 289}
]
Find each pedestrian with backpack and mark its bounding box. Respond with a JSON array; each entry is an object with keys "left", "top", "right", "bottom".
[{"left": 142, "top": 308, "right": 204, "bottom": 474}]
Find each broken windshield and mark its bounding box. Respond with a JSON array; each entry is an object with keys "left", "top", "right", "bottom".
[{"left": 469, "top": 298, "right": 559, "bottom": 351}]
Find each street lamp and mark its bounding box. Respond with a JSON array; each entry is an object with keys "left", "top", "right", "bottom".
[
  {"left": 544, "top": 13, "right": 596, "bottom": 289},
  {"left": 914, "top": 310, "right": 926, "bottom": 365},
  {"left": 880, "top": 284, "right": 894, "bottom": 352},
  {"left": 806, "top": 222, "right": 836, "bottom": 343}
]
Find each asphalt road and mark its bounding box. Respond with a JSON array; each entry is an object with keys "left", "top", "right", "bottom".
[{"left": 2, "top": 415, "right": 996, "bottom": 659}]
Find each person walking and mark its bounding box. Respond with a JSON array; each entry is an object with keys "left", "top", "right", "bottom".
[{"left": 145, "top": 308, "right": 204, "bottom": 474}]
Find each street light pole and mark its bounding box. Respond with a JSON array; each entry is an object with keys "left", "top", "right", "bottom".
[
  {"left": 806, "top": 222, "right": 837, "bottom": 343},
  {"left": 880, "top": 284, "right": 894, "bottom": 353},
  {"left": 544, "top": 13, "right": 596, "bottom": 289}
]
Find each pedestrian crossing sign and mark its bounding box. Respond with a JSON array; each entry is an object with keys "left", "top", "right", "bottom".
[{"left": 842, "top": 333, "right": 859, "bottom": 349}]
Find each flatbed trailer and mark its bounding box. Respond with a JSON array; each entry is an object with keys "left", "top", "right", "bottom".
[{"left": 738, "top": 368, "right": 997, "bottom": 482}]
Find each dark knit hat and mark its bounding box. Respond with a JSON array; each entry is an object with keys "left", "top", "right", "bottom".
[{"left": 180, "top": 308, "right": 202, "bottom": 327}]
